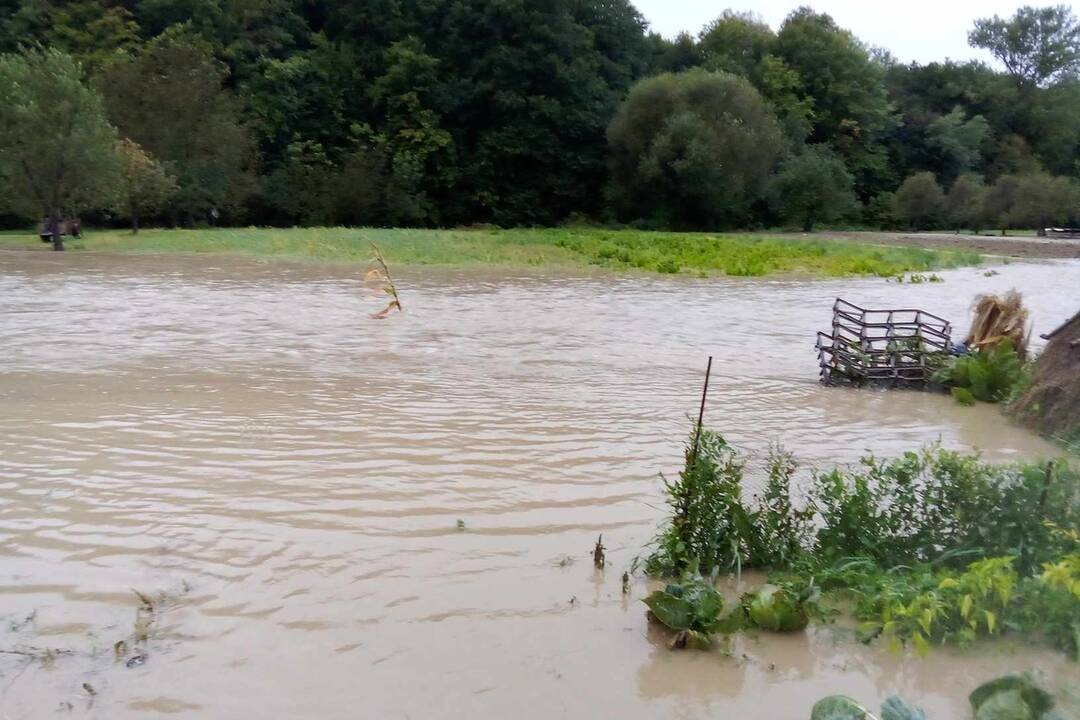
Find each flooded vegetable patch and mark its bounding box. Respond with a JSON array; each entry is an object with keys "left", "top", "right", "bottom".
[{"left": 1, "top": 252, "right": 1077, "bottom": 718}]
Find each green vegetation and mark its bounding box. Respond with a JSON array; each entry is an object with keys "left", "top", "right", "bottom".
[
  {"left": 934, "top": 341, "right": 1030, "bottom": 404},
  {"left": 644, "top": 574, "right": 730, "bottom": 649},
  {"left": 645, "top": 427, "right": 1079, "bottom": 657},
  {"left": 0, "top": 48, "right": 120, "bottom": 249},
  {"left": 3, "top": 3, "right": 1080, "bottom": 232},
  {"left": 645, "top": 430, "right": 785, "bottom": 576},
  {"left": 644, "top": 572, "right": 818, "bottom": 648},
  {"left": 0, "top": 227, "right": 981, "bottom": 277},
  {"left": 812, "top": 693, "right": 926, "bottom": 720},
  {"left": 894, "top": 173, "right": 947, "bottom": 230},
  {"left": 811, "top": 673, "right": 1061, "bottom": 720},
  {"left": 742, "top": 582, "right": 814, "bottom": 632},
  {"left": 770, "top": 145, "right": 859, "bottom": 232},
  {"left": 607, "top": 69, "right": 783, "bottom": 229}
]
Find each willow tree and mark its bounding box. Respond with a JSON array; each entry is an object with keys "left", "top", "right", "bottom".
[
  {"left": 0, "top": 48, "right": 119, "bottom": 249},
  {"left": 607, "top": 69, "right": 783, "bottom": 229}
]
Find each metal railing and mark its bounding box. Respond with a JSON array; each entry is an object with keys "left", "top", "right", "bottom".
[{"left": 815, "top": 298, "right": 953, "bottom": 387}]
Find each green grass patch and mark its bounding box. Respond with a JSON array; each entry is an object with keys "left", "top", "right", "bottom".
[{"left": 0, "top": 226, "right": 981, "bottom": 277}]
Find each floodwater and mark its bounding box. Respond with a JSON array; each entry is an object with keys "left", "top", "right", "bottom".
[{"left": 0, "top": 250, "right": 1078, "bottom": 719}]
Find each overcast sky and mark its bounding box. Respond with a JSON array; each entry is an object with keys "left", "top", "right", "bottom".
[{"left": 633, "top": 1, "right": 1076, "bottom": 66}]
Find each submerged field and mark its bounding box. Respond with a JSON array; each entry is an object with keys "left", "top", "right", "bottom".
[
  {"left": 1, "top": 250, "right": 1078, "bottom": 719},
  {"left": 0, "top": 226, "right": 983, "bottom": 277}
]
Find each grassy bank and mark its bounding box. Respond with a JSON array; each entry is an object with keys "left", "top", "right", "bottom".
[{"left": 0, "top": 226, "right": 982, "bottom": 277}]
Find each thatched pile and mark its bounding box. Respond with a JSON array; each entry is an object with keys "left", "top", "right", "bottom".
[
  {"left": 964, "top": 290, "right": 1031, "bottom": 359},
  {"left": 1011, "top": 309, "right": 1080, "bottom": 443}
]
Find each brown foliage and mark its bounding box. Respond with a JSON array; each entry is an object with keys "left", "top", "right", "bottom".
[{"left": 965, "top": 290, "right": 1031, "bottom": 359}]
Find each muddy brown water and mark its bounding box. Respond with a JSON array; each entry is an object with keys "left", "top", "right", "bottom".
[{"left": 1, "top": 251, "right": 1078, "bottom": 719}]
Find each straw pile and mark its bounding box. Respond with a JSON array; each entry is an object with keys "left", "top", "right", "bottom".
[{"left": 964, "top": 290, "right": 1031, "bottom": 359}]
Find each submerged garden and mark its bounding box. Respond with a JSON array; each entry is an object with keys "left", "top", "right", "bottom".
[{"left": 1, "top": 0, "right": 1079, "bottom": 717}]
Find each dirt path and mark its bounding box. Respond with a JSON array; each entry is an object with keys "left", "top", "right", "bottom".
[{"left": 828, "top": 230, "right": 1080, "bottom": 259}]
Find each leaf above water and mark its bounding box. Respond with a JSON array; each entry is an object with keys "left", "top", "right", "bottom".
[{"left": 811, "top": 695, "right": 875, "bottom": 720}]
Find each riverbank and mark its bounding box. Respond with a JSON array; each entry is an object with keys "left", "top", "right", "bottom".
[
  {"left": 830, "top": 230, "right": 1080, "bottom": 260},
  {"left": 0, "top": 226, "right": 985, "bottom": 277}
]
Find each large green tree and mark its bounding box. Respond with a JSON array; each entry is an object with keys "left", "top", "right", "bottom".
[
  {"left": 607, "top": 69, "right": 783, "bottom": 229},
  {"left": 925, "top": 107, "right": 991, "bottom": 182},
  {"left": 771, "top": 145, "right": 857, "bottom": 231},
  {"left": 698, "top": 10, "right": 773, "bottom": 80},
  {"left": 894, "top": 172, "right": 946, "bottom": 230},
  {"left": 970, "top": 5, "right": 1080, "bottom": 87},
  {"left": 775, "top": 8, "right": 895, "bottom": 197},
  {"left": 0, "top": 48, "right": 120, "bottom": 249},
  {"left": 945, "top": 174, "right": 989, "bottom": 232},
  {"left": 1010, "top": 172, "right": 1078, "bottom": 231},
  {"left": 101, "top": 34, "right": 256, "bottom": 224}
]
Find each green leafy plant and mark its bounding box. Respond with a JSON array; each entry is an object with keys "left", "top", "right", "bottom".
[
  {"left": 810, "top": 675, "right": 1058, "bottom": 720},
  {"left": 969, "top": 675, "right": 1057, "bottom": 720},
  {"left": 811, "top": 694, "right": 926, "bottom": 720},
  {"left": 1020, "top": 552, "right": 1080, "bottom": 659},
  {"left": 647, "top": 430, "right": 818, "bottom": 576},
  {"left": 646, "top": 429, "right": 757, "bottom": 576},
  {"left": 742, "top": 582, "right": 815, "bottom": 632},
  {"left": 868, "top": 557, "right": 1017, "bottom": 654},
  {"left": 754, "top": 444, "right": 814, "bottom": 568},
  {"left": 643, "top": 574, "right": 729, "bottom": 649},
  {"left": 811, "top": 449, "right": 1076, "bottom": 573},
  {"left": 934, "top": 340, "right": 1028, "bottom": 404}
]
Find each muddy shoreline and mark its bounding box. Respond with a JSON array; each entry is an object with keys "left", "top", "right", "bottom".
[{"left": 828, "top": 230, "right": 1080, "bottom": 259}]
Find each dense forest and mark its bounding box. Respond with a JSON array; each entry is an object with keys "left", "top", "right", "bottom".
[{"left": 2, "top": 1, "right": 1080, "bottom": 232}]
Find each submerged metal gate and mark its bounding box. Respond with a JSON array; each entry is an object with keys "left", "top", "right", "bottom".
[{"left": 815, "top": 298, "right": 952, "bottom": 387}]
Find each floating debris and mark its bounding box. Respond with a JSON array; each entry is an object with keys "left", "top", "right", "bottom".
[
  {"left": 125, "top": 653, "right": 148, "bottom": 668},
  {"left": 593, "top": 535, "right": 605, "bottom": 569}
]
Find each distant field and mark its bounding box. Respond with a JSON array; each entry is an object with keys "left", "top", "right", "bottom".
[{"left": 0, "top": 226, "right": 983, "bottom": 277}]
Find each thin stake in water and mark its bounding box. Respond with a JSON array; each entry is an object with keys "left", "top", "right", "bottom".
[{"left": 689, "top": 356, "right": 714, "bottom": 467}]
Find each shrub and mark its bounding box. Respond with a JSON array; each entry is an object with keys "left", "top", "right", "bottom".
[
  {"left": 754, "top": 445, "right": 814, "bottom": 567},
  {"left": 646, "top": 431, "right": 816, "bottom": 575},
  {"left": 812, "top": 448, "right": 1077, "bottom": 573},
  {"left": 646, "top": 429, "right": 756, "bottom": 575},
  {"left": 934, "top": 340, "right": 1028, "bottom": 403}
]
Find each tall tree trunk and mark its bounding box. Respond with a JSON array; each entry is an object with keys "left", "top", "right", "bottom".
[
  {"left": 49, "top": 210, "right": 64, "bottom": 252},
  {"left": 132, "top": 213, "right": 139, "bottom": 235}
]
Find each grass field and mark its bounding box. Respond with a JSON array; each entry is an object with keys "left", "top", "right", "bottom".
[{"left": 0, "top": 226, "right": 983, "bottom": 277}]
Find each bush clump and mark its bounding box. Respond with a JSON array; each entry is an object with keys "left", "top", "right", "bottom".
[
  {"left": 645, "top": 426, "right": 1079, "bottom": 656},
  {"left": 934, "top": 340, "right": 1028, "bottom": 404}
]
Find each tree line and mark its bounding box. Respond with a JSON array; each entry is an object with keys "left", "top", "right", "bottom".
[{"left": 2, "top": 1, "right": 1080, "bottom": 233}]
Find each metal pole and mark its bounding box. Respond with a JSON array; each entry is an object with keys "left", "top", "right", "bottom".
[{"left": 689, "top": 356, "right": 713, "bottom": 465}]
